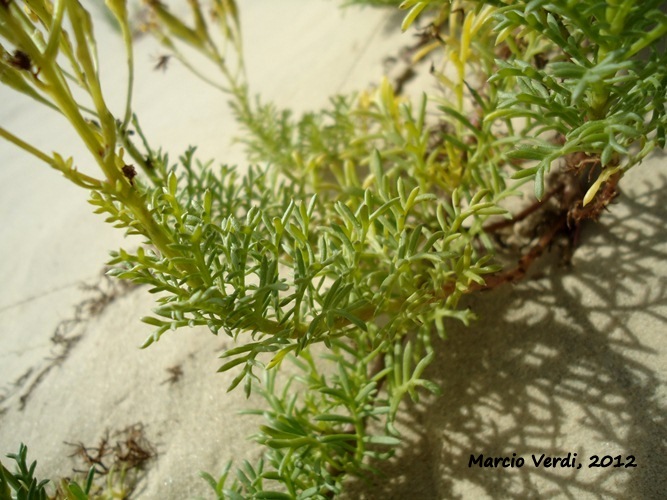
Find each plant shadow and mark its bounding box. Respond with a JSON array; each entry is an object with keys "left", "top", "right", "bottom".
[{"left": 344, "top": 168, "right": 667, "bottom": 499}]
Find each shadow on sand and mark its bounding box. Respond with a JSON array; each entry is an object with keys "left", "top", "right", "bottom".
[{"left": 345, "top": 169, "right": 667, "bottom": 499}]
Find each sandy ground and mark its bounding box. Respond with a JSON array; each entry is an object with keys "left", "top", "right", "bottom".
[{"left": 1, "top": 1, "right": 666, "bottom": 499}]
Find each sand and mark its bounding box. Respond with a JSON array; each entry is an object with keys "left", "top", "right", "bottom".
[{"left": 1, "top": 1, "right": 665, "bottom": 499}]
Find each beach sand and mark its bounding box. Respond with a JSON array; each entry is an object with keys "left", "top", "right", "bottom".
[{"left": 1, "top": 1, "right": 665, "bottom": 498}]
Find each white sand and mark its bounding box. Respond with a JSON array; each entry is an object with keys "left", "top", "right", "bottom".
[{"left": 1, "top": 1, "right": 666, "bottom": 499}]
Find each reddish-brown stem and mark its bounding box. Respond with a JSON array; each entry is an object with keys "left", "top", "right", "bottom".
[
  {"left": 477, "top": 216, "right": 567, "bottom": 291},
  {"left": 484, "top": 183, "right": 564, "bottom": 233}
]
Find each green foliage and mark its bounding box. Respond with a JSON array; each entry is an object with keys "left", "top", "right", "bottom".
[
  {"left": 485, "top": 0, "right": 667, "bottom": 200},
  {"left": 0, "top": 444, "right": 94, "bottom": 500},
  {"left": 0, "top": 0, "right": 665, "bottom": 498},
  {"left": 0, "top": 444, "right": 50, "bottom": 500}
]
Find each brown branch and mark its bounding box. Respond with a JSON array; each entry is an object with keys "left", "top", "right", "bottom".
[
  {"left": 477, "top": 215, "right": 567, "bottom": 291},
  {"left": 475, "top": 164, "right": 620, "bottom": 293},
  {"left": 483, "top": 183, "right": 564, "bottom": 233}
]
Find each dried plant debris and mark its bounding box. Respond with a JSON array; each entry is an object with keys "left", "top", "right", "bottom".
[
  {"left": 67, "top": 423, "right": 156, "bottom": 475},
  {"left": 63, "top": 423, "right": 156, "bottom": 498}
]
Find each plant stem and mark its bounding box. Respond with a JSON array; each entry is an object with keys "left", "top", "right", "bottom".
[{"left": 0, "top": 126, "right": 56, "bottom": 165}]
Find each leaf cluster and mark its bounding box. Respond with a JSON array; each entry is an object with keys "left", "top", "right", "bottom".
[
  {"left": 0, "top": 444, "right": 94, "bottom": 500},
  {"left": 485, "top": 0, "right": 667, "bottom": 199},
  {"left": 200, "top": 335, "right": 441, "bottom": 498}
]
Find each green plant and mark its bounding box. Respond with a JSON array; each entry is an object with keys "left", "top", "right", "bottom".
[
  {"left": 0, "top": 443, "right": 95, "bottom": 500},
  {"left": 1, "top": 0, "right": 665, "bottom": 498}
]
